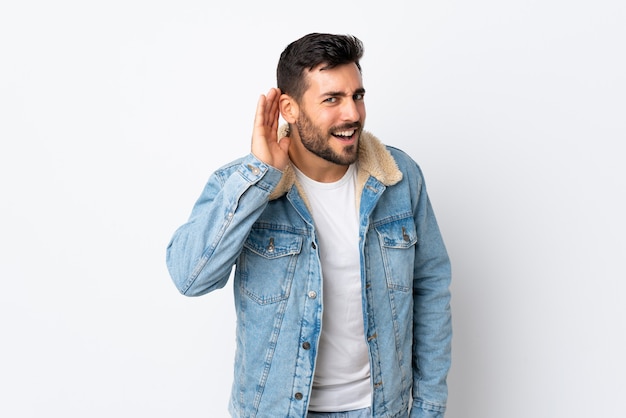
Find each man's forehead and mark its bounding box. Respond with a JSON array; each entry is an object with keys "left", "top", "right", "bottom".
[{"left": 304, "top": 63, "right": 363, "bottom": 92}]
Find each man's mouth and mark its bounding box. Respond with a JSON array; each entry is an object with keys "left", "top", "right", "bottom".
[
  {"left": 331, "top": 122, "right": 361, "bottom": 142},
  {"left": 332, "top": 129, "right": 357, "bottom": 141}
]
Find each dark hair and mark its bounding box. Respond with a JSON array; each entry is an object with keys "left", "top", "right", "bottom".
[{"left": 276, "top": 33, "right": 364, "bottom": 101}]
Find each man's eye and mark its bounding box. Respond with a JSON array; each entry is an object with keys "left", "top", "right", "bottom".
[
  {"left": 324, "top": 97, "right": 337, "bottom": 103},
  {"left": 354, "top": 93, "right": 364, "bottom": 101}
]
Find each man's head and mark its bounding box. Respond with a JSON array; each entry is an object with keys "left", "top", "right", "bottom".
[{"left": 277, "top": 33, "right": 366, "bottom": 178}]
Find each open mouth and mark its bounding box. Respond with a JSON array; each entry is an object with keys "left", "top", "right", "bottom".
[{"left": 332, "top": 129, "right": 357, "bottom": 141}]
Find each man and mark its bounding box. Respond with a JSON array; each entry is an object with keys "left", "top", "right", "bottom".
[{"left": 166, "top": 33, "right": 452, "bottom": 418}]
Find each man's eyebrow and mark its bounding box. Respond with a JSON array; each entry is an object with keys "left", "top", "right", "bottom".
[{"left": 322, "top": 87, "right": 366, "bottom": 97}]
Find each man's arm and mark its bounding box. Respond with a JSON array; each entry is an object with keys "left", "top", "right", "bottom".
[
  {"left": 410, "top": 165, "right": 452, "bottom": 418},
  {"left": 165, "top": 88, "right": 291, "bottom": 296}
]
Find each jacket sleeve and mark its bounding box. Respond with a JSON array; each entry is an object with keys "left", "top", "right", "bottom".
[
  {"left": 410, "top": 164, "right": 452, "bottom": 418},
  {"left": 165, "top": 154, "right": 284, "bottom": 296}
]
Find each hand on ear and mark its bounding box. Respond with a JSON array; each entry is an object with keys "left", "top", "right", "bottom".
[{"left": 251, "top": 88, "right": 291, "bottom": 170}]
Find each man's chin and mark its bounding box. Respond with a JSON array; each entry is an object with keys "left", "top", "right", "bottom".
[{"left": 337, "top": 146, "right": 359, "bottom": 165}]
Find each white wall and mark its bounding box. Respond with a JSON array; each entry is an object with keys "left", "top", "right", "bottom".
[{"left": 1, "top": 1, "right": 624, "bottom": 417}]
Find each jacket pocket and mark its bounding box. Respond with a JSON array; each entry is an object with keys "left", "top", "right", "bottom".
[
  {"left": 375, "top": 216, "right": 417, "bottom": 292},
  {"left": 240, "top": 227, "right": 303, "bottom": 304}
]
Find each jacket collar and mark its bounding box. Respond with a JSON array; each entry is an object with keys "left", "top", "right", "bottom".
[{"left": 269, "top": 125, "right": 403, "bottom": 201}]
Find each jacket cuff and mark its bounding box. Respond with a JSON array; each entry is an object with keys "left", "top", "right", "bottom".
[
  {"left": 409, "top": 400, "right": 447, "bottom": 418},
  {"left": 238, "top": 153, "right": 283, "bottom": 191}
]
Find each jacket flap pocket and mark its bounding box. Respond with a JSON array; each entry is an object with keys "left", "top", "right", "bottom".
[
  {"left": 376, "top": 216, "right": 417, "bottom": 249},
  {"left": 244, "top": 228, "right": 303, "bottom": 259}
]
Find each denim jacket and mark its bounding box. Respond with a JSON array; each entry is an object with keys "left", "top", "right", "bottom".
[{"left": 166, "top": 128, "right": 452, "bottom": 418}]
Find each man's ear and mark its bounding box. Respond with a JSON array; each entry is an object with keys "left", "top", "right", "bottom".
[{"left": 279, "top": 94, "right": 298, "bottom": 124}]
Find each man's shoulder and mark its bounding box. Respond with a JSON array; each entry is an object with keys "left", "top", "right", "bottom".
[
  {"left": 385, "top": 144, "right": 414, "bottom": 162},
  {"left": 383, "top": 143, "right": 423, "bottom": 177}
]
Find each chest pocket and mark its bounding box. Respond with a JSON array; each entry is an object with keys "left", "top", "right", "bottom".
[
  {"left": 375, "top": 216, "right": 417, "bottom": 292},
  {"left": 240, "top": 228, "right": 303, "bottom": 304}
]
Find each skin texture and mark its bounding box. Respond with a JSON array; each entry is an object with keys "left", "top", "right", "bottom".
[{"left": 253, "top": 62, "right": 366, "bottom": 183}]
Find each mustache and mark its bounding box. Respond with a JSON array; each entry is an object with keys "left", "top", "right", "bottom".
[{"left": 330, "top": 122, "right": 362, "bottom": 132}]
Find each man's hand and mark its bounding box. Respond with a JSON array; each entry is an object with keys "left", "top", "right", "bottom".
[{"left": 251, "top": 88, "right": 291, "bottom": 170}]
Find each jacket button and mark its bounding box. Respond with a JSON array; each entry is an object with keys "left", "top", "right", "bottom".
[
  {"left": 308, "top": 291, "right": 317, "bottom": 299},
  {"left": 247, "top": 164, "right": 261, "bottom": 175},
  {"left": 295, "top": 392, "right": 303, "bottom": 400},
  {"left": 302, "top": 342, "right": 311, "bottom": 350}
]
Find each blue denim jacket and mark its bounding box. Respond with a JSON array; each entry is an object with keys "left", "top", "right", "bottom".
[{"left": 166, "top": 130, "right": 452, "bottom": 418}]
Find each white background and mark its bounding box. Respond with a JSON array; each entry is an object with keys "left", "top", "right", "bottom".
[{"left": 1, "top": 1, "right": 625, "bottom": 417}]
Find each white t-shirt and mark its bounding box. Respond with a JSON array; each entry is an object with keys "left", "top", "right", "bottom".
[{"left": 294, "top": 164, "right": 372, "bottom": 412}]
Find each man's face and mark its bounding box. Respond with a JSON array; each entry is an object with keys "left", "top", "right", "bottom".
[{"left": 294, "top": 62, "right": 366, "bottom": 166}]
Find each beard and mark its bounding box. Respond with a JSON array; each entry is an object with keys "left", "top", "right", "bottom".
[{"left": 294, "top": 110, "right": 361, "bottom": 166}]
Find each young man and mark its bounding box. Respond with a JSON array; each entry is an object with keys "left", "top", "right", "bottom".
[{"left": 166, "top": 33, "right": 452, "bottom": 418}]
